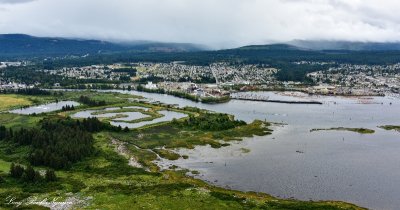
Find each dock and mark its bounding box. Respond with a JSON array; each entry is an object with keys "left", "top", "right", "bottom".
[{"left": 230, "top": 94, "right": 323, "bottom": 105}]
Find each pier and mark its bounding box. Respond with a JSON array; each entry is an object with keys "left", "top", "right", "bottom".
[{"left": 230, "top": 93, "right": 323, "bottom": 105}]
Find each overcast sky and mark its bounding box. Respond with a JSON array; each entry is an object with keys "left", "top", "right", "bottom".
[{"left": 0, "top": 0, "right": 400, "bottom": 48}]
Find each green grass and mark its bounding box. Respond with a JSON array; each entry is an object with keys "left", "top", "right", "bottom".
[
  {"left": 154, "top": 149, "right": 181, "bottom": 160},
  {"left": 0, "top": 94, "right": 32, "bottom": 111},
  {"left": 310, "top": 127, "right": 375, "bottom": 134},
  {"left": 0, "top": 159, "right": 11, "bottom": 173},
  {"left": 0, "top": 113, "right": 43, "bottom": 129}
]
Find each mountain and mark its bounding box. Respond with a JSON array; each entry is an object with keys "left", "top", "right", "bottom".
[
  {"left": 289, "top": 40, "right": 400, "bottom": 51},
  {"left": 0, "top": 34, "right": 205, "bottom": 58}
]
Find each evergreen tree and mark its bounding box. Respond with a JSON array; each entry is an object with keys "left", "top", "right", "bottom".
[
  {"left": 23, "top": 165, "right": 37, "bottom": 182},
  {"left": 0, "top": 125, "right": 6, "bottom": 140},
  {"left": 123, "top": 126, "right": 130, "bottom": 132},
  {"left": 45, "top": 169, "right": 57, "bottom": 182},
  {"left": 10, "top": 163, "right": 25, "bottom": 178}
]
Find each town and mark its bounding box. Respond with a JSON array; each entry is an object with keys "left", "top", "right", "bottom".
[
  {"left": 1, "top": 60, "right": 400, "bottom": 99},
  {"left": 307, "top": 63, "right": 400, "bottom": 95}
]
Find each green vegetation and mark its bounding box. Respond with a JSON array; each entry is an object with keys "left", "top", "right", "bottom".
[
  {"left": 0, "top": 113, "right": 43, "bottom": 129},
  {"left": 0, "top": 94, "right": 32, "bottom": 111},
  {"left": 78, "top": 95, "right": 106, "bottom": 107},
  {"left": 0, "top": 159, "right": 11, "bottom": 173},
  {"left": 0, "top": 91, "right": 365, "bottom": 209},
  {"left": 174, "top": 113, "right": 246, "bottom": 131},
  {"left": 112, "top": 119, "right": 271, "bottom": 151},
  {"left": 241, "top": 148, "right": 251, "bottom": 153},
  {"left": 154, "top": 149, "right": 181, "bottom": 160},
  {"left": 9, "top": 163, "right": 57, "bottom": 183},
  {"left": 1, "top": 118, "right": 95, "bottom": 169},
  {"left": 379, "top": 125, "right": 400, "bottom": 132},
  {"left": 310, "top": 127, "right": 375, "bottom": 134}
]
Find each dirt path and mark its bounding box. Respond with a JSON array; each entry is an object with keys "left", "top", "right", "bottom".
[{"left": 110, "top": 138, "right": 143, "bottom": 168}]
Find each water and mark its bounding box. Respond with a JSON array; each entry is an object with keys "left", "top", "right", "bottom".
[
  {"left": 9, "top": 101, "right": 79, "bottom": 115},
  {"left": 110, "top": 110, "right": 187, "bottom": 129},
  {"left": 71, "top": 106, "right": 187, "bottom": 129},
  {"left": 97, "top": 90, "right": 400, "bottom": 210}
]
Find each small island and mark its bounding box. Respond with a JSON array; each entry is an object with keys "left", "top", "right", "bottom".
[
  {"left": 310, "top": 127, "right": 375, "bottom": 134},
  {"left": 379, "top": 125, "right": 400, "bottom": 132}
]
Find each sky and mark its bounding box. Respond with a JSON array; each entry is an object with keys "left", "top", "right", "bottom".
[{"left": 0, "top": 0, "right": 400, "bottom": 49}]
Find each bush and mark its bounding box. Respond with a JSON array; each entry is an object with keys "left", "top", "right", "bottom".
[{"left": 9, "top": 163, "right": 25, "bottom": 179}]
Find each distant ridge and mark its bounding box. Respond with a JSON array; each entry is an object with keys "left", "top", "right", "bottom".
[
  {"left": 288, "top": 40, "right": 400, "bottom": 51},
  {"left": 0, "top": 34, "right": 205, "bottom": 58},
  {"left": 238, "top": 44, "right": 301, "bottom": 51}
]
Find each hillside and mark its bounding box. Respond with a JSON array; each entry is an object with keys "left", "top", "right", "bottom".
[
  {"left": 289, "top": 40, "right": 400, "bottom": 51},
  {"left": 0, "top": 34, "right": 204, "bottom": 58}
]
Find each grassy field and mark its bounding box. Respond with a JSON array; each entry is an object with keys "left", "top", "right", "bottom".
[
  {"left": 0, "top": 159, "right": 11, "bottom": 173},
  {"left": 0, "top": 94, "right": 32, "bottom": 111},
  {"left": 0, "top": 113, "right": 43, "bottom": 129},
  {"left": 0, "top": 91, "right": 366, "bottom": 209}
]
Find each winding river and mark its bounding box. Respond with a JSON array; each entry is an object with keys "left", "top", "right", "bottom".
[{"left": 100, "top": 90, "right": 400, "bottom": 210}]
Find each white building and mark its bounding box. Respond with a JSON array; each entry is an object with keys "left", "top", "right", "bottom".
[{"left": 145, "top": 82, "right": 158, "bottom": 90}]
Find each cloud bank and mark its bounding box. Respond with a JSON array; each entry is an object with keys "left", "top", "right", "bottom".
[
  {"left": 0, "top": 0, "right": 400, "bottom": 48},
  {"left": 0, "top": 0, "right": 36, "bottom": 4}
]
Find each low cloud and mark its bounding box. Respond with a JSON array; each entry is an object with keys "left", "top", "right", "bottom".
[
  {"left": 0, "top": 0, "right": 400, "bottom": 48},
  {"left": 0, "top": 0, "right": 36, "bottom": 4}
]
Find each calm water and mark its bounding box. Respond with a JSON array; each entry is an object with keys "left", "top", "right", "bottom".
[
  {"left": 110, "top": 110, "right": 187, "bottom": 129},
  {"left": 9, "top": 101, "right": 79, "bottom": 115},
  {"left": 71, "top": 106, "right": 187, "bottom": 129},
  {"left": 99, "top": 90, "right": 400, "bottom": 210}
]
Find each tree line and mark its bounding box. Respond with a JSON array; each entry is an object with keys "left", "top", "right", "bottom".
[
  {"left": 79, "top": 95, "right": 106, "bottom": 107},
  {"left": 9, "top": 163, "right": 57, "bottom": 183},
  {"left": 0, "top": 88, "right": 54, "bottom": 96},
  {"left": 61, "top": 104, "right": 75, "bottom": 111}
]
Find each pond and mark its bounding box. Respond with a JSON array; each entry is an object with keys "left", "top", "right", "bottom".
[
  {"left": 71, "top": 107, "right": 187, "bottom": 129},
  {"left": 9, "top": 101, "right": 80, "bottom": 115},
  {"left": 110, "top": 110, "right": 187, "bottom": 129}
]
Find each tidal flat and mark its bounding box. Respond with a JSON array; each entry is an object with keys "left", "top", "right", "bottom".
[{"left": 0, "top": 91, "right": 364, "bottom": 210}]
